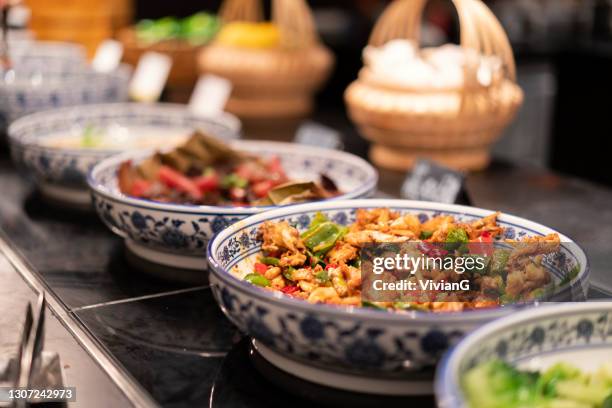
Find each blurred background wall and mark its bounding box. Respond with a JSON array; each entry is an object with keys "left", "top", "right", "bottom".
[{"left": 25, "top": 0, "right": 612, "bottom": 186}]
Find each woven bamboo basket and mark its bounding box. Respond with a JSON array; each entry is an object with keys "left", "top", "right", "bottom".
[
  {"left": 345, "top": 0, "right": 523, "bottom": 171},
  {"left": 26, "top": 0, "right": 133, "bottom": 58},
  {"left": 198, "top": 0, "right": 334, "bottom": 128}
]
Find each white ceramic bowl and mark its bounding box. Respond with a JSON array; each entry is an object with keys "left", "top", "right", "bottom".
[
  {"left": 206, "top": 199, "right": 589, "bottom": 393},
  {"left": 9, "top": 103, "right": 241, "bottom": 206},
  {"left": 436, "top": 302, "right": 612, "bottom": 407},
  {"left": 7, "top": 40, "right": 87, "bottom": 72},
  {"left": 1, "top": 64, "right": 131, "bottom": 134},
  {"left": 88, "top": 143, "right": 378, "bottom": 270}
]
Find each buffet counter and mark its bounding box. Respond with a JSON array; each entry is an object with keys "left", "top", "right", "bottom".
[
  {"left": 1, "top": 147, "right": 611, "bottom": 407},
  {"left": 0, "top": 242, "right": 139, "bottom": 408}
]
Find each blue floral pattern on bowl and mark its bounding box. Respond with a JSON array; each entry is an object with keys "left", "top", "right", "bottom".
[
  {"left": 436, "top": 303, "right": 612, "bottom": 408},
  {"left": 206, "top": 199, "right": 590, "bottom": 375},
  {"left": 1, "top": 65, "right": 131, "bottom": 131},
  {"left": 89, "top": 143, "right": 378, "bottom": 266},
  {"left": 8, "top": 41, "right": 86, "bottom": 75}
]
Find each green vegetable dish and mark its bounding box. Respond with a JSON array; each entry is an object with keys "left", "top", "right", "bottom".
[
  {"left": 135, "top": 12, "right": 221, "bottom": 45},
  {"left": 464, "top": 360, "right": 612, "bottom": 408}
]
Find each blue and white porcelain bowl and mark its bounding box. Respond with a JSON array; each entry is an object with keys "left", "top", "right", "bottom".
[
  {"left": 9, "top": 103, "right": 241, "bottom": 207},
  {"left": 206, "top": 199, "right": 589, "bottom": 394},
  {"left": 436, "top": 302, "right": 612, "bottom": 407},
  {"left": 89, "top": 144, "right": 378, "bottom": 271},
  {"left": 7, "top": 40, "right": 87, "bottom": 73},
  {"left": 1, "top": 64, "right": 131, "bottom": 134}
]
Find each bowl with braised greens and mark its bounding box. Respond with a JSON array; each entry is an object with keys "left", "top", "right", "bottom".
[
  {"left": 88, "top": 139, "right": 377, "bottom": 273},
  {"left": 436, "top": 303, "right": 612, "bottom": 408},
  {"left": 206, "top": 199, "right": 588, "bottom": 394},
  {"left": 9, "top": 103, "right": 240, "bottom": 207}
]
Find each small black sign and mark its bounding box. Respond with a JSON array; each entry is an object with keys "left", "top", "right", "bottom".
[
  {"left": 294, "top": 121, "right": 343, "bottom": 150},
  {"left": 401, "top": 159, "right": 472, "bottom": 205}
]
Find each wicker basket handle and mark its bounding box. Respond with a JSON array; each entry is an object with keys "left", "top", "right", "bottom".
[
  {"left": 219, "top": 0, "right": 319, "bottom": 47},
  {"left": 368, "top": 0, "right": 516, "bottom": 83},
  {"left": 220, "top": 0, "right": 263, "bottom": 23}
]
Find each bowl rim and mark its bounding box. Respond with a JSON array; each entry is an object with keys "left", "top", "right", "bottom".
[
  {"left": 87, "top": 141, "right": 379, "bottom": 215},
  {"left": 434, "top": 302, "right": 612, "bottom": 408},
  {"left": 9, "top": 40, "right": 87, "bottom": 54},
  {"left": 206, "top": 198, "right": 590, "bottom": 323},
  {"left": 7, "top": 102, "right": 242, "bottom": 157},
  {"left": 0, "top": 63, "right": 132, "bottom": 91}
]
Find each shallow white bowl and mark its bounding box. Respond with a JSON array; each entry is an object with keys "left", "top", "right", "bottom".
[
  {"left": 88, "top": 143, "right": 378, "bottom": 270},
  {"left": 9, "top": 103, "right": 241, "bottom": 206},
  {"left": 1, "top": 64, "right": 131, "bottom": 134},
  {"left": 436, "top": 302, "right": 612, "bottom": 407},
  {"left": 8, "top": 40, "right": 87, "bottom": 72},
  {"left": 206, "top": 199, "right": 589, "bottom": 391}
]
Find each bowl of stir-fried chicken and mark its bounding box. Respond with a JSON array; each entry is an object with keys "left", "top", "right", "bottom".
[{"left": 207, "top": 199, "right": 588, "bottom": 376}]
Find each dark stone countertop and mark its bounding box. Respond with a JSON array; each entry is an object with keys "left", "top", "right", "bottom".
[{"left": 1, "top": 146, "right": 612, "bottom": 408}]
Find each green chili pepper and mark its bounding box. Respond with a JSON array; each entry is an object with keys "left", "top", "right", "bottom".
[
  {"left": 221, "top": 174, "right": 248, "bottom": 189},
  {"left": 260, "top": 256, "right": 280, "bottom": 266},
  {"left": 283, "top": 267, "right": 295, "bottom": 281},
  {"left": 301, "top": 212, "right": 331, "bottom": 239},
  {"left": 392, "top": 302, "right": 411, "bottom": 310},
  {"left": 244, "top": 273, "right": 270, "bottom": 287},
  {"left": 463, "top": 254, "right": 490, "bottom": 274},
  {"left": 445, "top": 228, "right": 469, "bottom": 251},
  {"left": 361, "top": 301, "right": 385, "bottom": 310},
  {"left": 499, "top": 293, "right": 517, "bottom": 305},
  {"left": 315, "top": 270, "right": 329, "bottom": 283},
  {"left": 560, "top": 265, "right": 580, "bottom": 286},
  {"left": 490, "top": 249, "right": 511, "bottom": 275},
  {"left": 307, "top": 212, "right": 329, "bottom": 231},
  {"left": 529, "top": 288, "right": 545, "bottom": 300},
  {"left": 302, "top": 222, "right": 345, "bottom": 255},
  {"left": 420, "top": 230, "right": 433, "bottom": 239}
]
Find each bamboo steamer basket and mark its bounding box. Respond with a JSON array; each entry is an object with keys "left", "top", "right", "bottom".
[
  {"left": 26, "top": 0, "right": 133, "bottom": 58},
  {"left": 118, "top": 28, "right": 203, "bottom": 101},
  {"left": 345, "top": 0, "right": 523, "bottom": 171},
  {"left": 198, "top": 0, "right": 334, "bottom": 129}
]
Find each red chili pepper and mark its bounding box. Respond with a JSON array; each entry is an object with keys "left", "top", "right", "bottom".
[
  {"left": 266, "top": 156, "right": 288, "bottom": 182},
  {"left": 130, "top": 179, "right": 151, "bottom": 197},
  {"left": 254, "top": 263, "right": 268, "bottom": 275},
  {"left": 281, "top": 285, "right": 299, "bottom": 294},
  {"left": 158, "top": 166, "right": 201, "bottom": 200},
  {"left": 417, "top": 242, "right": 448, "bottom": 258},
  {"left": 193, "top": 173, "right": 219, "bottom": 193},
  {"left": 325, "top": 264, "right": 338, "bottom": 270},
  {"left": 252, "top": 180, "right": 276, "bottom": 198},
  {"left": 468, "top": 232, "right": 494, "bottom": 257}
]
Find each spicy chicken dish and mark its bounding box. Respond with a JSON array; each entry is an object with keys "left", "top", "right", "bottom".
[
  {"left": 241, "top": 208, "right": 565, "bottom": 312},
  {"left": 118, "top": 131, "right": 341, "bottom": 206}
]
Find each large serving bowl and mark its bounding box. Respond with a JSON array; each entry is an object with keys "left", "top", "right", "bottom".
[
  {"left": 436, "top": 302, "right": 612, "bottom": 407},
  {"left": 7, "top": 40, "right": 87, "bottom": 73},
  {"left": 89, "top": 144, "right": 378, "bottom": 271},
  {"left": 9, "top": 103, "right": 241, "bottom": 207},
  {"left": 206, "top": 199, "right": 589, "bottom": 390},
  {"left": 0, "top": 65, "right": 131, "bottom": 134}
]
